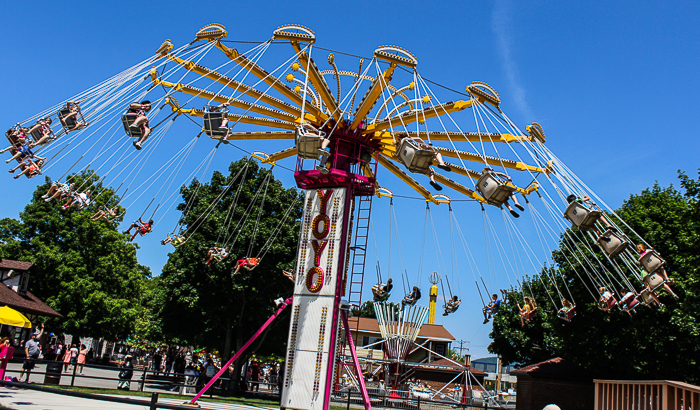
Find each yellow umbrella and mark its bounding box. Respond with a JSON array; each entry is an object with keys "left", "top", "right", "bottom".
[{"left": 0, "top": 306, "right": 32, "bottom": 328}]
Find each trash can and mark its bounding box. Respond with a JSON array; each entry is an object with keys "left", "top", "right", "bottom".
[{"left": 44, "top": 361, "right": 62, "bottom": 385}]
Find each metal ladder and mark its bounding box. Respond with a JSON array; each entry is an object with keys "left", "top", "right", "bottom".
[{"left": 347, "top": 195, "right": 373, "bottom": 313}]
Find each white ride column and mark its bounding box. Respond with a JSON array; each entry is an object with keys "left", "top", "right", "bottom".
[{"left": 281, "top": 187, "right": 352, "bottom": 410}]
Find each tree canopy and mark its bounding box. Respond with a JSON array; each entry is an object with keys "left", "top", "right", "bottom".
[
  {"left": 151, "top": 158, "right": 302, "bottom": 362},
  {"left": 488, "top": 170, "right": 700, "bottom": 383},
  {"left": 0, "top": 172, "right": 150, "bottom": 338}
]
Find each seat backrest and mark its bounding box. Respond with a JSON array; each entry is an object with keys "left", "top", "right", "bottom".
[
  {"left": 596, "top": 230, "right": 628, "bottom": 258},
  {"left": 638, "top": 250, "right": 665, "bottom": 274},
  {"left": 121, "top": 113, "right": 143, "bottom": 137},
  {"left": 59, "top": 108, "right": 77, "bottom": 128},
  {"left": 203, "top": 112, "right": 227, "bottom": 137},
  {"left": 564, "top": 201, "right": 602, "bottom": 230},
  {"left": 476, "top": 172, "right": 516, "bottom": 206},
  {"left": 397, "top": 138, "right": 434, "bottom": 174},
  {"left": 639, "top": 289, "right": 655, "bottom": 305},
  {"left": 295, "top": 126, "right": 322, "bottom": 159},
  {"left": 643, "top": 273, "right": 665, "bottom": 291}
]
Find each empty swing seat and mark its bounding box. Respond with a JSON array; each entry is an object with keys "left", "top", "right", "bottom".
[
  {"left": 476, "top": 172, "right": 517, "bottom": 207},
  {"left": 121, "top": 113, "right": 144, "bottom": 138},
  {"left": 638, "top": 250, "right": 665, "bottom": 274},
  {"left": 563, "top": 201, "right": 603, "bottom": 231},
  {"left": 643, "top": 272, "right": 665, "bottom": 292},
  {"left": 295, "top": 125, "right": 324, "bottom": 159},
  {"left": 595, "top": 230, "right": 629, "bottom": 258},
  {"left": 397, "top": 138, "right": 436, "bottom": 174},
  {"left": 203, "top": 111, "right": 229, "bottom": 138}
]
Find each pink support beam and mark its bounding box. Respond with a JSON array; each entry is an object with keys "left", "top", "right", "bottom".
[
  {"left": 187, "top": 297, "right": 293, "bottom": 406},
  {"left": 341, "top": 310, "right": 372, "bottom": 410}
]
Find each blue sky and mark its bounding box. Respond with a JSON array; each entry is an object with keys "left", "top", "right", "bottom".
[{"left": 1, "top": 1, "right": 698, "bottom": 361}]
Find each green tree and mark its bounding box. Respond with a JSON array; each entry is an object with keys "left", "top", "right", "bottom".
[
  {"left": 488, "top": 170, "right": 700, "bottom": 383},
  {"left": 153, "top": 158, "right": 301, "bottom": 365},
  {"left": 0, "top": 172, "right": 150, "bottom": 338}
]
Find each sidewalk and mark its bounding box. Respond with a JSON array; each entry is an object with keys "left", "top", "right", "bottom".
[{"left": 0, "top": 386, "right": 277, "bottom": 410}]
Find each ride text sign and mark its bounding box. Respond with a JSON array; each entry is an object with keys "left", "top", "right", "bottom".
[{"left": 282, "top": 188, "right": 350, "bottom": 409}]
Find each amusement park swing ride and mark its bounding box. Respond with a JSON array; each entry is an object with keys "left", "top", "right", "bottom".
[{"left": 4, "top": 22, "right": 681, "bottom": 410}]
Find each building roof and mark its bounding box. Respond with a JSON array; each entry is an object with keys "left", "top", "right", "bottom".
[
  {"left": 346, "top": 317, "right": 455, "bottom": 341},
  {"left": 510, "top": 357, "right": 593, "bottom": 381},
  {"left": 0, "top": 259, "right": 34, "bottom": 271},
  {"left": 0, "top": 285, "right": 62, "bottom": 318}
]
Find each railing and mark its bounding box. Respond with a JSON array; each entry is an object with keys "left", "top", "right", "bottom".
[
  {"left": 595, "top": 380, "right": 700, "bottom": 410},
  {"left": 2, "top": 358, "right": 279, "bottom": 404},
  {"left": 331, "top": 385, "right": 510, "bottom": 410}
]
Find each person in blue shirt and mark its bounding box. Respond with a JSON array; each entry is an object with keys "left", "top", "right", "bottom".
[{"left": 482, "top": 294, "right": 501, "bottom": 324}]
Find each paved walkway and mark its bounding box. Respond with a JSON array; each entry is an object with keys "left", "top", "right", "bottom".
[{"left": 0, "top": 386, "right": 278, "bottom": 410}]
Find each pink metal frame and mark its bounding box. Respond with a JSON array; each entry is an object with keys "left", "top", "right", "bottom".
[
  {"left": 341, "top": 310, "right": 372, "bottom": 410},
  {"left": 189, "top": 297, "right": 293, "bottom": 405}
]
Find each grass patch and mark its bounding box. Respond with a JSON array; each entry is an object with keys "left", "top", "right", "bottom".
[{"left": 34, "top": 384, "right": 281, "bottom": 407}]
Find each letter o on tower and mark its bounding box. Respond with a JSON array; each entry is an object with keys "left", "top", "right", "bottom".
[
  {"left": 306, "top": 267, "right": 324, "bottom": 293},
  {"left": 312, "top": 214, "right": 330, "bottom": 240}
]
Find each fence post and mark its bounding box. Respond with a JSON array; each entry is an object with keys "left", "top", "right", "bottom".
[
  {"left": 140, "top": 367, "right": 148, "bottom": 392},
  {"left": 70, "top": 360, "right": 77, "bottom": 387},
  {"left": 417, "top": 396, "right": 421, "bottom": 410},
  {"left": 346, "top": 390, "right": 351, "bottom": 410},
  {"left": 150, "top": 392, "right": 158, "bottom": 410}
]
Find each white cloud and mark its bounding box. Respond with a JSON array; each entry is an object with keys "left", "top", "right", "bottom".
[{"left": 492, "top": 0, "right": 534, "bottom": 120}]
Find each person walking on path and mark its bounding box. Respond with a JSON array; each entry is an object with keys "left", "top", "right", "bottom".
[
  {"left": 118, "top": 355, "right": 134, "bottom": 390},
  {"left": 62, "top": 345, "right": 71, "bottom": 372},
  {"left": 0, "top": 337, "right": 14, "bottom": 381},
  {"left": 20, "top": 332, "right": 41, "bottom": 382},
  {"left": 77, "top": 344, "right": 87, "bottom": 374}
]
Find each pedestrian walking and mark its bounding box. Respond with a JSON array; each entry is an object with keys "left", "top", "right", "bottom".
[
  {"left": 77, "top": 344, "right": 87, "bottom": 374},
  {"left": 20, "top": 332, "right": 41, "bottom": 382},
  {"left": 0, "top": 337, "right": 14, "bottom": 381},
  {"left": 118, "top": 355, "right": 134, "bottom": 390}
]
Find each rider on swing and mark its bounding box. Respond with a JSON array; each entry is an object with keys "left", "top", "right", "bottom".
[
  {"left": 204, "top": 246, "right": 229, "bottom": 265},
  {"left": 161, "top": 234, "right": 186, "bottom": 247},
  {"left": 443, "top": 295, "right": 461, "bottom": 316},
  {"left": 401, "top": 286, "right": 421, "bottom": 309},
  {"left": 233, "top": 257, "right": 259, "bottom": 275},
  {"left": 372, "top": 278, "right": 393, "bottom": 301},
  {"left": 123, "top": 218, "right": 154, "bottom": 242}
]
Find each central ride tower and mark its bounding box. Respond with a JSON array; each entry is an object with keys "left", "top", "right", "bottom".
[{"left": 275, "top": 25, "right": 420, "bottom": 410}]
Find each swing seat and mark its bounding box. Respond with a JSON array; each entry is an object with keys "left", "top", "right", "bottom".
[
  {"left": 295, "top": 125, "right": 325, "bottom": 159},
  {"left": 397, "top": 138, "right": 436, "bottom": 174},
  {"left": 58, "top": 104, "right": 86, "bottom": 131},
  {"left": 639, "top": 289, "right": 657, "bottom": 306},
  {"left": 620, "top": 294, "right": 639, "bottom": 311},
  {"left": 638, "top": 250, "right": 665, "bottom": 274},
  {"left": 558, "top": 306, "right": 576, "bottom": 321},
  {"left": 121, "top": 113, "right": 144, "bottom": 137},
  {"left": 29, "top": 126, "right": 54, "bottom": 145},
  {"left": 598, "top": 296, "right": 617, "bottom": 311},
  {"left": 203, "top": 111, "right": 229, "bottom": 137},
  {"left": 476, "top": 172, "right": 517, "bottom": 207},
  {"left": 643, "top": 273, "right": 665, "bottom": 292},
  {"left": 595, "top": 230, "right": 629, "bottom": 258},
  {"left": 563, "top": 201, "right": 602, "bottom": 231},
  {"left": 444, "top": 301, "right": 461, "bottom": 314},
  {"left": 5, "top": 128, "right": 22, "bottom": 150},
  {"left": 523, "top": 306, "right": 537, "bottom": 320}
]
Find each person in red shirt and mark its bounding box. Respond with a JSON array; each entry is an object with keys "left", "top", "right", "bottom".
[
  {"left": 123, "top": 218, "right": 154, "bottom": 242},
  {"left": 233, "top": 257, "right": 259, "bottom": 275}
]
